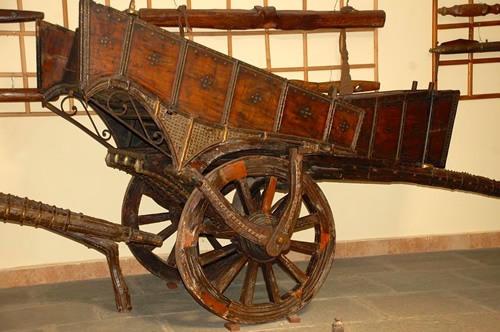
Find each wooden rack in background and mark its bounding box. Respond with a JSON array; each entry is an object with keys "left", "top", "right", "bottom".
[{"left": 431, "top": 1, "right": 500, "bottom": 100}]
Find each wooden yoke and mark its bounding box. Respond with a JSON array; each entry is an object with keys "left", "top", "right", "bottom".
[
  {"left": 438, "top": 3, "right": 500, "bottom": 17},
  {"left": 137, "top": 5, "right": 386, "bottom": 30}
]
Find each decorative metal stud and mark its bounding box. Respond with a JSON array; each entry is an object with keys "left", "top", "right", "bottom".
[
  {"left": 200, "top": 74, "right": 214, "bottom": 89},
  {"left": 100, "top": 36, "right": 112, "bottom": 47},
  {"left": 250, "top": 92, "right": 263, "bottom": 104},
  {"left": 300, "top": 105, "right": 312, "bottom": 119},
  {"left": 148, "top": 51, "right": 160, "bottom": 66},
  {"left": 339, "top": 119, "right": 350, "bottom": 132}
]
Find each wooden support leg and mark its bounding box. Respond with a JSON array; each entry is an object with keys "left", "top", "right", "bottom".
[{"left": 49, "top": 229, "right": 132, "bottom": 312}]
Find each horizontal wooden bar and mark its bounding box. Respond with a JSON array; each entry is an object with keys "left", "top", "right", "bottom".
[
  {"left": 138, "top": 6, "right": 386, "bottom": 30},
  {"left": 438, "top": 57, "right": 500, "bottom": 66},
  {"left": 0, "top": 9, "right": 44, "bottom": 23},
  {"left": 0, "top": 88, "right": 43, "bottom": 102},
  {"left": 437, "top": 20, "right": 500, "bottom": 30},
  {"left": 460, "top": 93, "right": 500, "bottom": 100},
  {"left": 0, "top": 30, "right": 37, "bottom": 37}
]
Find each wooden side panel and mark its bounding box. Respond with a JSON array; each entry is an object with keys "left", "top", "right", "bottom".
[
  {"left": 279, "top": 85, "right": 330, "bottom": 140},
  {"left": 88, "top": 3, "right": 129, "bottom": 82},
  {"left": 228, "top": 65, "right": 283, "bottom": 132},
  {"left": 176, "top": 44, "right": 235, "bottom": 123},
  {"left": 425, "top": 91, "right": 459, "bottom": 168},
  {"left": 399, "top": 93, "right": 431, "bottom": 164},
  {"left": 343, "top": 95, "right": 377, "bottom": 157},
  {"left": 38, "top": 21, "right": 75, "bottom": 89},
  {"left": 126, "top": 22, "right": 183, "bottom": 103},
  {"left": 62, "top": 28, "right": 80, "bottom": 85},
  {"left": 371, "top": 95, "right": 404, "bottom": 160},
  {"left": 329, "top": 100, "right": 364, "bottom": 151}
]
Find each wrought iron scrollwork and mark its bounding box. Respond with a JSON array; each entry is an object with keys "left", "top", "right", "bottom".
[
  {"left": 44, "top": 89, "right": 169, "bottom": 155},
  {"left": 89, "top": 89, "right": 169, "bottom": 155},
  {"left": 104, "top": 90, "right": 166, "bottom": 146},
  {"left": 60, "top": 95, "right": 113, "bottom": 142},
  {"left": 43, "top": 93, "right": 116, "bottom": 149}
]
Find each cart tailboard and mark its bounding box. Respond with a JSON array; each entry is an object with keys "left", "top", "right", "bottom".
[{"left": 343, "top": 89, "right": 459, "bottom": 168}]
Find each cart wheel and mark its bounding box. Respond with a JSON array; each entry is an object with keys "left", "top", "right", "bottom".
[
  {"left": 122, "top": 176, "right": 184, "bottom": 281},
  {"left": 176, "top": 156, "right": 336, "bottom": 324}
]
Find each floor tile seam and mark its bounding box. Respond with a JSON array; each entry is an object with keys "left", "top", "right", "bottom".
[
  {"left": 353, "top": 275, "right": 400, "bottom": 295},
  {"left": 450, "top": 251, "right": 500, "bottom": 267},
  {"left": 362, "top": 268, "right": 494, "bottom": 287},
  {"left": 125, "top": 277, "right": 150, "bottom": 295},
  {"left": 448, "top": 289, "right": 500, "bottom": 313},
  {"left": 143, "top": 308, "right": 218, "bottom": 318},
  {"left": 96, "top": 312, "right": 171, "bottom": 321},
  {"left": 243, "top": 322, "right": 327, "bottom": 332},
  {"left": 377, "top": 289, "right": 493, "bottom": 317},
  {"left": 0, "top": 301, "right": 105, "bottom": 314},
  {"left": 379, "top": 265, "right": 481, "bottom": 274},
  {"left": 342, "top": 295, "right": 390, "bottom": 321},
  {"left": 352, "top": 288, "right": 468, "bottom": 301},
  {"left": 352, "top": 297, "right": 488, "bottom": 322},
  {"left": 423, "top": 284, "right": 500, "bottom": 294},
  {"left": 453, "top": 267, "right": 500, "bottom": 287},
  {"left": 38, "top": 317, "right": 170, "bottom": 331}
]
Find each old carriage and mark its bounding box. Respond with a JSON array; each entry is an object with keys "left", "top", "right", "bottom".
[{"left": 1, "top": 0, "right": 498, "bottom": 325}]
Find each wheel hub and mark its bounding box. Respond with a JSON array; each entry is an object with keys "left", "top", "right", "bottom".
[{"left": 240, "top": 212, "right": 279, "bottom": 261}]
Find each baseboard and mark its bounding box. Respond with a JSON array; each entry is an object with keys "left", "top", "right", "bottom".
[{"left": 1, "top": 231, "right": 498, "bottom": 288}]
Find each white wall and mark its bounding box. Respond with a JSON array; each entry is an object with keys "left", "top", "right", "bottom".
[{"left": 0, "top": 1, "right": 499, "bottom": 269}]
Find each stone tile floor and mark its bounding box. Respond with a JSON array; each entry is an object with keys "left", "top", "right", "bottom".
[{"left": 0, "top": 248, "right": 499, "bottom": 331}]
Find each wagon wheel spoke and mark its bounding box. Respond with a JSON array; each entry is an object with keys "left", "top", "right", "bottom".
[
  {"left": 200, "top": 223, "right": 238, "bottom": 239},
  {"left": 166, "top": 243, "right": 176, "bottom": 267},
  {"left": 122, "top": 176, "right": 184, "bottom": 281},
  {"left": 261, "top": 176, "right": 278, "bottom": 213},
  {"left": 137, "top": 212, "right": 173, "bottom": 225},
  {"left": 278, "top": 254, "right": 308, "bottom": 284},
  {"left": 271, "top": 194, "right": 290, "bottom": 220},
  {"left": 205, "top": 234, "right": 224, "bottom": 250},
  {"left": 289, "top": 239, "right": 319, "bottom": 256},
  {"left": 235, "top": 179, "right": 257, "bottom": 215},
  {"left": 199, "top": 242, "right": 239, "bottom": 266},
  {"left": 294, "top": 214, "right": 319, "bottom": 231},
  {"left": 157, "top": 221, "right": 178, "bottom": 241},
  {"left": 263, "top": 262, "right": 281, "bottom": 303},
  {"left": 213, "top": 254, "right": 248, "bottom": 293},
  {"left": 240, "top": 260, "right": 259, "bottom": 304}
]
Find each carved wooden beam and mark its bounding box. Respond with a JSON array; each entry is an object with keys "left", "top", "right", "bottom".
[
  {"left": 438, "top": 4, "right": 500, "bottom": 17},
  {"left": 137, "top": 6, "right": 386, "bottom": 30}
]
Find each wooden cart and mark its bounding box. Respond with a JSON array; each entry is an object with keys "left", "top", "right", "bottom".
[{"left": 0, "top": 0, "right": 498, "bottom": 325}]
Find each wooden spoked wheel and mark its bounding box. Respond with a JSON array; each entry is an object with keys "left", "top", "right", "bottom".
[
  {"left": 176, "top": 156, "right": 336, "bottom": 324},
  {"left": 122, "top": 176, "right": 186, "bottom": 281}
]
